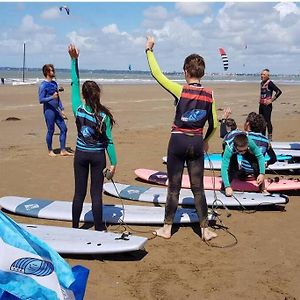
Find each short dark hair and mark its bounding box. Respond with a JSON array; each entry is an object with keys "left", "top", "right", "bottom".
[
  {"left": 246, "top": 112, "right": 257, "bottom": 123},
  {"left": 225, "top": 118, "right": 237, "bottom": 131},
  {"left": 233, "top": 133, "right": 248, "bottom": 148},
  {"left": 183, "top": 54, "right": 205, "bottom": 79},
  {"left": 42, "top": 64, "right": 55, "bottom": 77}
]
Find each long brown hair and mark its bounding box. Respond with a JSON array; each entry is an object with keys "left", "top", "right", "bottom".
[{"left": 82, "top": 81, "right": 115, "bottom": 129}]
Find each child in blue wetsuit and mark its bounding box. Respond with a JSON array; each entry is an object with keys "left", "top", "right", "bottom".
[
  {"left": 38, "top": 64, "right": 73, "bottom": 157},
  {"left": 68, "top": 44, "right": 117, "bottom": 231}
]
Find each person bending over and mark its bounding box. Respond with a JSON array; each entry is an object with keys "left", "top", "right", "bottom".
[
  {"left": 145, "top": 36, "right": 218, "bottom": 241},
  {"left": 221, "top": 133, "right": 265, "bottom": 196}
]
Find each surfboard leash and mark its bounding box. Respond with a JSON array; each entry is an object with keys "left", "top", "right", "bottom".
[
  {"left": 107, "top": 178, "right": 158, "bottom": 240},
  {"left": 204, "top": 151, "right": 240, "bottom": 248}
]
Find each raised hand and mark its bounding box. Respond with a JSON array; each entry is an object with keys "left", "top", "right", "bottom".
[{"left": 68, "top": 44, "right": 79, "bottom": 59}]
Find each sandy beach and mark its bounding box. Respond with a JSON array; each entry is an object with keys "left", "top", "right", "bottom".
[{"left": 0, "top": 82, "right": 300, "bottom": 299}]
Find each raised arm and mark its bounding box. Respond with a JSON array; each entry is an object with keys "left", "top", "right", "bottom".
[
  {"left": 145, "top": 36, "right": 182, "bottom": 100},
  {"left": 68, "top": 44, "right": 82, "bottom": 116}
]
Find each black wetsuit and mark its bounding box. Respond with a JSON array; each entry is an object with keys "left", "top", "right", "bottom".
[{"left": 259, "top": 80, "right": 282, "bottom": 137}]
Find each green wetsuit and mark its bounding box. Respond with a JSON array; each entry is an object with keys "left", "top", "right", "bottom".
[{"left": 221, "top": 138, "right": 265, "bottom": 188}]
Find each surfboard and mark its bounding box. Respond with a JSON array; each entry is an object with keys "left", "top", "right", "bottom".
[
  {"left": 103, "top": 183, "right": 289, "bottom": 207},
  {"left": 273, "top": 149, "right": 300, "bottom": 158},
  {"left": 135, "top": 168, "right": 300, "bottom": 192},
  {"left": 162, "top": 156, "right": 300, "bottom": 171},
  {"left": 0, "top": 196, "right": 215, "bottom": 224},
  {"left": 21, "top": 224, "right": 147, "bottom": 254},
  {"left": 271, "top": 141, "right": 300, "bottom": 150}
]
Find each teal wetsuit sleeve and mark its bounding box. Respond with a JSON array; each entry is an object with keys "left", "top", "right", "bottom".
[
  {"left": 70, "top": 58, "right": 82, "bottom": 116},
  {"left": 104, "top": 116, "right": 117, "bottom": 166},
  {"left": 221, "top": 146, "right": 233, "bottom": 188},
  {"left": 146, "top": 50, "right": 182, "bottom": 100},
  {"left": 248, "top": 138, "right": 265, "bottom": 174}
]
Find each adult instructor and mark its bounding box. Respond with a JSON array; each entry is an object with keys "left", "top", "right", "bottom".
[{"left": 259, "top": 68, "right": 282, "bottom": 141}]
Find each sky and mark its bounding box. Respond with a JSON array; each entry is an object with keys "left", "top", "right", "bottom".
[{"left": 0, "top": 2, "right": 300, "bottom": 74}]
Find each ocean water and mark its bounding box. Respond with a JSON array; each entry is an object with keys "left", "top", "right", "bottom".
[{"left": 1, "top": 68, "right": 300, "bottom": 86}]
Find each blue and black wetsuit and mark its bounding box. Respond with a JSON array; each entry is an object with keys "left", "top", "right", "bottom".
[
  {"left": 70, "top": 58, "right": 117, "bottom": 231},
  {"left": 146, "top": 50, "right": 218, "bottom": 227},
  {"left": 38, "top": 80, "right": 67, "bottom": 151},
  {"left": 259, "top": 79, "right": 282, "bottom": 137}
]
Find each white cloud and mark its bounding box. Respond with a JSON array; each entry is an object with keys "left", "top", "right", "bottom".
[
  {"left": 274, "top": 2, "right": 300, "bottom": 21},
  {"left": 66, "top": 31, "right": 95, "bottom": 49},
  {"left": 203, "top": 17, "right": 213, "bottom": 25},
  {"left": 175, "top": 2, "right": 210, "bottom": 16},
  {"left": 1, "top": 2, "right": 300, "bottom": 73},
  {"left": 102, "top": 24, "right": 120, "bottom": 35},
  {"left": 142, "top": 6, "right": 171, "bottom": 29},
  {"left": 143, "top": 6, "right": 169, "bottom": 20},
  {"left": 40, "top": 7, "right": 60, "bottom": 20},
  {"left": 20, "top": 15, "right": 41, "bottom": 32}
]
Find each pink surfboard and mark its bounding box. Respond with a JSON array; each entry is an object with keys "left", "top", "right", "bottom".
[{"left": 135, "top": 168, "right": 300, "bottom": 192}]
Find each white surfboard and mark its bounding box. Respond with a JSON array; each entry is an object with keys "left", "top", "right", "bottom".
[
  {"left": 163, "top": 156, "right": 300, "bottom": 171},
  {"left": 205, "top": 160, "right": 300, "bottom": 171},
  {"left": 21, "top": 224, "right": 147, "bottom": 254},
  {"left": 274, "top": 149, "right": 300, "bottom": 158},
  {"left": 103, "top": 183, "right": 289, "bottom": 207},
  {"left": 271, "top": 141, "right": 300, "bottom": 150},
  {"left": 0, "top": 196, "right": 215, "bottom": 224}
]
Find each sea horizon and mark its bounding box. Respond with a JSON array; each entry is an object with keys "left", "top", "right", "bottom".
[{"left": 1, "top": 67, "right": 300, "bottom": 86}]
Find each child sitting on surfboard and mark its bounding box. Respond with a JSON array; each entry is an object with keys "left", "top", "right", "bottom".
[
  {"left": 145, "top": 36, "right": 218, "bottom": 241},
  {"left": 221, "top": 132, "right": 266, "bottom": 196},
  {"left": 68, "top": 44, "right": 117, "bottom": 231}
]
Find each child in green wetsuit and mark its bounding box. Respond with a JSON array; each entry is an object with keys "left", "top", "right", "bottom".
[{"left": 221, "top": 133, "right": 265, "bottom": 196}]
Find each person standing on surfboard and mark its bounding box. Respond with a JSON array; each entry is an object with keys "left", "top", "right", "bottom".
[
  {"left": 259, "top": 69, "right": 282, "bottom": 141},
  {"left": 38, "top": 64, "right": 73, "bottom": 157},
  {"left": 145, "top": 36, "right": 218, "bottom": 241},
  {"left": 68, "top": 44, "right": 117, "bottom": 231}
]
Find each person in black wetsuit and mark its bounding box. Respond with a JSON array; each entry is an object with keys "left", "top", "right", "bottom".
[
  {"left": 145, "top": 36, "right": 218, "bottom": 241},
  {"left": 259, "top": 69, "right": 282, "bottom": 141}
]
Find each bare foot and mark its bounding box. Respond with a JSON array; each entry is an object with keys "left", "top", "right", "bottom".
[
  {"left": 154, "top": 224, "right": 172, "bottom": 239},
  {"left": 261, "top": 189, "right": 271, "bottom": 195},
  {"left": 60, "top": 150, "right": 74, "bottom": 157},
  {"left": 48, "top": 151, "right": 57, "bottom": 157},
  {"left": 201, "top": 227, "right": 217, "bottom": 241}
]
